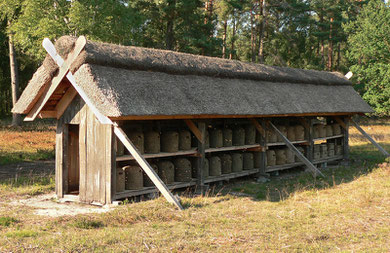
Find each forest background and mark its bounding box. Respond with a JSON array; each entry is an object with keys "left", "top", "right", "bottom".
[{"left": 0, "top": 0, "right": 389, "bottom": 125}]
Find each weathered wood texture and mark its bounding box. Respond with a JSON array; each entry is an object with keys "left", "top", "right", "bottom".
[
  {"left": 55, "top": 122, "right": 64, "bottom": 198},
  {"left": 84, "top": 105, "right": 113, "bottom": 204},
  {"left": 197, "top": 122, "right": 206, "bottom": 194},
  {"left": 58, "top": 95, "right": 113, "bottom": 204}
]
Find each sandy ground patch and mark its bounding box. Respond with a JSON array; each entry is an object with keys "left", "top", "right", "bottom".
[{"left": 8, "top": 193, "right": 115, "bottom": 217}]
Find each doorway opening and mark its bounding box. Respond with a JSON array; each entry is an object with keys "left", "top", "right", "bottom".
[{"left": 67, "top": 124, "right": 80, "bottom": 194}]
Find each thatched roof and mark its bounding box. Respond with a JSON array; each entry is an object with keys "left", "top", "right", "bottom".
[{"left": 13, "top": 36, "right": 373, "bottom": 117}]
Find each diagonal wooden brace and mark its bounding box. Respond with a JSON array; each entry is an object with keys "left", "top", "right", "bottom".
[
  {"left": 250, "top": 118, "right": 266, "bottom": 140},
  {"left": 267, "top": 121, "right": 325, "bottom": 178},
  {"left": 184, "top": 119, "right": 204, "bottom": 143},
  {"left": 350, "top": 118, "right": 390, "bottom": 157},
  {"left": 114, "top": 126, "right": 183, "bottom": 210},
  {"left": 25, "top": 36, "right": 87, "bottom": 121}
]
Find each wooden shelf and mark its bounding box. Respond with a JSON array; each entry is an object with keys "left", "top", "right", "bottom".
[
  {"left": 116, "top": 149, "right": 198, "bottom": 162},
  {"left": 204, "top": 168, "right": 259, "bottom": 183},
  {"left": 205, "top": 144, "right": 262, "bottom": 153},
  {"left": 114, "top": 180, "right": 197, "bottom": 199},
  {"left": 266, "top": 161, "right": 305, "bottom": 172},
  {"left": 115, "top": 168, "right": 261, "bottom": 199},
  {"left": 313, "top": 155, "right": 343, "bottom": 164},
  {"left": 267, "top": 140, "right": 307, "bottom": 147},
  {"left": 313, "top": 134, "right": 344, "bottom": 142}
]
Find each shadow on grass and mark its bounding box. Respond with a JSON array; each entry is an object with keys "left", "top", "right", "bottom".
[
  {"left": 0, "top": 149, "right": 55, "bottom": 166},
  {"left": 225, "top": 142, "right": 390, "bottom": 202}
]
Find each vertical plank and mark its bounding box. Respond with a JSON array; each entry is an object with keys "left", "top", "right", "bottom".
[
  {"left": 98, "top": 120, "right": 107, "bottom": 204},
  {"left": 62, "top": 124, "right": 69, "bottom": 194},
  {"left": 197, "top": 121, "right": 206, "bottom": 194},
  {"left": 86, "top": 106, "right": 95, "bottom": 202},
  {"left": 55, "top": 121, "right": 63, "bottom": 198},
  {"left": 306, "top": 118, "right": 314, "bottom": 163},
  {"left": 343, "top": 117, "right": 350, "bottom": 163},
  {"left": 78, "top": 101, "right": 87, "bottom": 202},
  {"left": 107, "top": 126, "right": 116, "bottom": 204},
  {"left": 258, "top": 119, "right": 267, "bottom": 175}
]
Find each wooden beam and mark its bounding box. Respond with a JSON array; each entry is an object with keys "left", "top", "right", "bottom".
[
  {"left": 184, "top": 119, "right": 204, "bottom": 143},
  {"left": 42, "top": 37, "right": 112, "bottom": 125},
  {"left": 250, "top": 118, "right": 265, "bottom": 139},
  {"left": 350, "top": 118, "right": 390, "bottom": 157},
  {"left": 267, "top": 121, "right": 325, "bottom": 178},
  {"left": 110, "top": 112, "right": 355, "bottom": 121},
  {"left": 25, "top": 36, "right": 87, "bottom": 121},
  {"left": 38, "top": 110, "right": 57, "bottom": 118},
  {"left": 55, "top": 87, "right": 78, "bottom": 119},
  {"left": 113, "top": 125, "right": 183, "bottom": 210},
  {"left": 334, "top": 116, "right": 348, "bottom": 130}
]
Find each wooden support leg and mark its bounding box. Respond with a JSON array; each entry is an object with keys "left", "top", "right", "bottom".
[
  {"left": 335, "top": 116, "right": 350, "bottom": 164},
  {"left": 196, "top": 122, "right": 206, "bottom": 195},
  {"left": 267, "top": 121, "right": 325, "bottom": 178},
  {"left": 351, "top": 118, "right": 390, "bottom": 157},
  {"left": 250, "top": 119, "right": 267, "bottom": 176},
  {"left": 114, "top": 126, "right": 183, "bottom": 210}
]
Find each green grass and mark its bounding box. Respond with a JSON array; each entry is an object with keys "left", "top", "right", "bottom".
[
  {"left": 0, "top": 174, "right": 55, "bottom": 199},
  {"left": 5, "top": 230, "right": 38, "bottom": 238},
  {"left": 0, "top": 216, "right": 18, "bottom": 227},
  {"left": 72, "top": 217, "right": 105, "bottom": 229}
]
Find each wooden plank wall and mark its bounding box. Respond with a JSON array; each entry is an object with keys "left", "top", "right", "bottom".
[
  {"left": 83, "top": 105, "right": 113, "bottom": 204},
  {"left": 57, "top": 95, "right": 114, "bottom": 204}
]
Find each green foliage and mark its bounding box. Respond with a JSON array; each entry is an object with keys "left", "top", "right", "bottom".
[
  {"left": 0, "top": 216, "right": 18, "bottom": 227},
  {"left": 72, "top": 217, "right": 105, "bottom": 229},
  {"left": 345, "top": 0, "right": 390, "bottom": 115},
  {"left": 5, "top": 230, "right": 38, "bottom": 238},
  {"left": 0, "top": 0, "right": 387, "bottom": 117}
]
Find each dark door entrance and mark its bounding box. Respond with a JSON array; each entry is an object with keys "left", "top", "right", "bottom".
[{"left": 67, "top": 124, "right": 80, "bottom": 194}]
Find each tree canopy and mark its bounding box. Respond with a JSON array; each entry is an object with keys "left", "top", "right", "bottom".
[{"left": 0, "top": 0, "right": 389, "bottom": 117}]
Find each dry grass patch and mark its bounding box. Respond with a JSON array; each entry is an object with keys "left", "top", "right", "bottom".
[
  {"left": 0, "top": 120, "right": 389, "bottom": 251},
  {"left": 0, "top": 120, "right": 55, "bottom": 165}
]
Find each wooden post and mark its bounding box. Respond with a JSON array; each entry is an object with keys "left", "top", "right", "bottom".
[
  {"left": 250, "top": 118, "right": 266, "bottom": 175},
  {"left": 197, "top": 121, "right": 206, "bottom": 194},
  {"left": 351, "top": 118, "right": 390, "bottom": 157},
  {"left": 259, "top": 120, "right": 267, "bottom": 175},
  {"left": 267, "top": 121, "right": 324, "bottom": 178},
  {"left": 342, "top": 117, "right": 350, "bottom": 163},
  {"left": 114, "top": 126, "right": 183, "bottom": 210},
  {"left": 307, "top": 118, "right": 314, "bottom": 163}
]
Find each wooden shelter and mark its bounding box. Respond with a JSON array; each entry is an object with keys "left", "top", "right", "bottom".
[{"left": 13, "top": 36, "right": 383, "bottom": 209}]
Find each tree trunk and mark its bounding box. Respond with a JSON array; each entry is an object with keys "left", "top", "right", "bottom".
[
  {"left": 336, "top": 43, "right": 341, "bottom": 70},
  {"left": 319, "top": 12, "right": 325, "bottom": 66},
  {"left": 257, "top": 0, "right": 266, "bottom": 63},
  {"left": 251, "top": 4, "right": 256, "bottom": 62},
  {"left": 222, "top": 19, "right": 227, "bottom": 58},
  {"left": 165, "top": 0, "right": 175, "bottom": 50},
  {"left": 8, "top": 21, "right": 21, "bottom": 126},
  {"left": 229, "top": 13, "right": 236, "bottom": 60},
  {"left": 327, "top": 17, "right": 333, "bottom": 71}
]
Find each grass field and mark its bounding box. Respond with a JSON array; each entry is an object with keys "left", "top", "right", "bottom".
[
  {"left": 0, "top": 119, "right": 389, "bottom": 251},
  {"left": 0, "top": 119, "right": 55, "bottom": 165}
]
